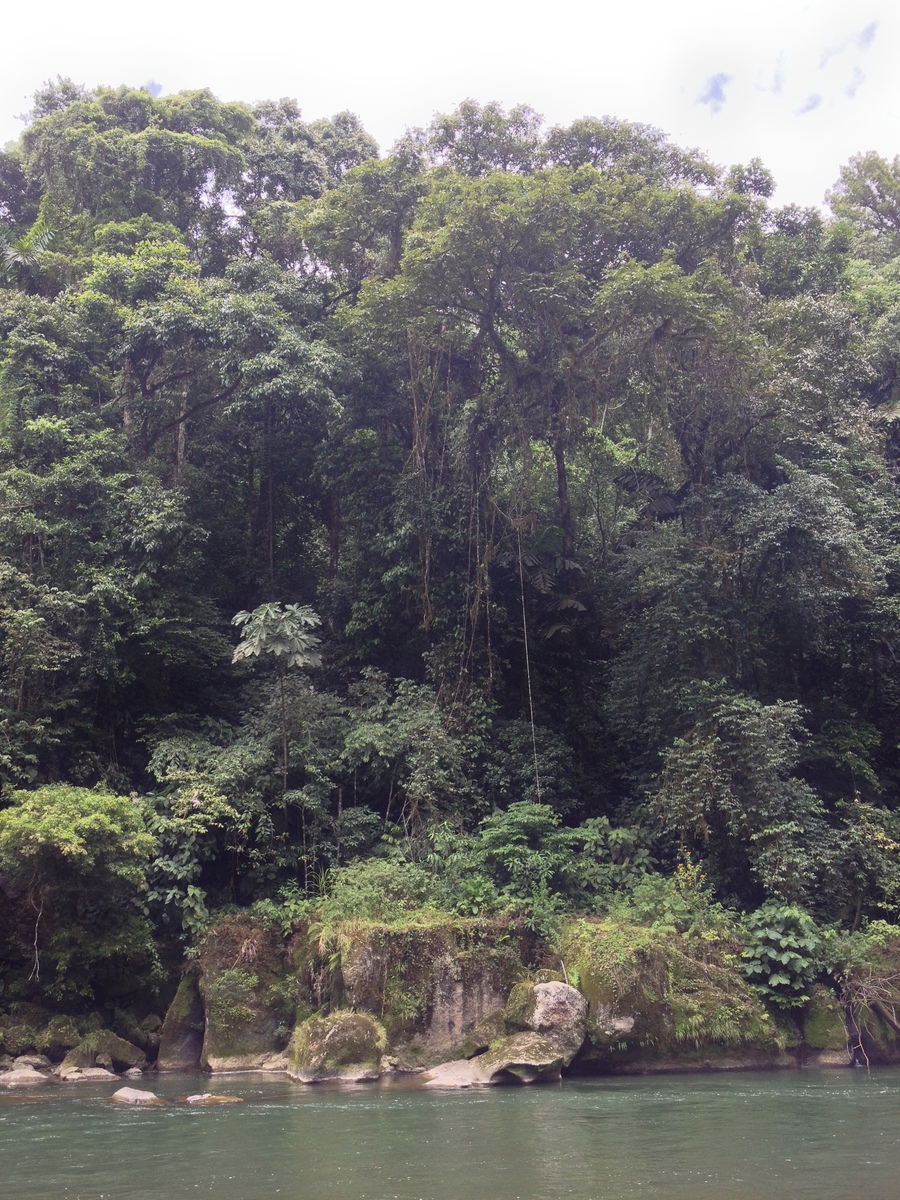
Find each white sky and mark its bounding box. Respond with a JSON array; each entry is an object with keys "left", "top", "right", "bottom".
[{"left": 2, "top": 0, "right": 898, "bottom": 209}]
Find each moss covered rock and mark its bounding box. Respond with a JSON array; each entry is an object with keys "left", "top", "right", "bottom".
[
  {"left": 560, "top": 918, "right": 781, "bottom": 1073},
  {"left": 480, "top": 1031, "right": 566, "bottom": 1083},
  {"left": 199, "top": 914, "right": 289, "bottom": 1071},
  {"left": 0, "top": 1004, "right": 52, "bottom": 1056},
  {"left": 58, "top": 1031, "right": 145, "bottom": 1076},
  {"left": 335, "top": 915, "right": 524, "bottom": 1065},
  {"left": 425, "top": 1032, "right": 566, "bottom": 1087},
  {"left": 803, "top": 987, "right": 849, "bottom": 1056},
  {"left": 158, "top": 970, "right": 205, "bottom": 1071},
  {"left": 287, "top": 1011, "right": 386, "bottom": 1082},
  {"left": 35, "top": 1015, "right": 81, "bottom": 1061}
]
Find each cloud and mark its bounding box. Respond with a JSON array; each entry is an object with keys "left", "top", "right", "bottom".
[
  {"left": 797, "top": 94, "right": 823, "bottom": 115},
  {"left": 846, "top": 67, "right": 866, "bottom": 98},
  {"left": 821, "top": 20, "right": 878, "bottom": 67},
  {"left": 759, "top": 54, "right": 786, "bottom": 96},
  {"left": 856, "top": 21, "right": 878, "bottom": 50},
  {"left": 698, "top": 73, "right": 732, "bottom": 114}
]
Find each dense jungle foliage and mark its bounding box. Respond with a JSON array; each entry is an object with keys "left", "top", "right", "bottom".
[{"left": 4, "top": 79, "right": 900, "bottom": 1005}]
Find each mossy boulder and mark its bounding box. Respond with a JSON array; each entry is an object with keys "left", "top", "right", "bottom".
[
  {"left": 58, "top": 1031, "right": 145, "bottom": 1076},
  {"left": 287, "top": 1011, "right": 386, "bottom": 1082},
  {"left": 158, "top": 970, "right": 205, "bottom": 1071},
  {"left": 424, "top": 1031, "right": 566, "bottom": 1087},
  {"left": 480, "top": 1031, "right": 566, "bottom": 1083}
]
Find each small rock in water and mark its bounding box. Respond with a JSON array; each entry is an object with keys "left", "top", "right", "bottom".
[
  {"left": 124, "top": 1067, "right": 144, "bottom": 1078},
  {"left": 185, "top": 1093, "right": 244, "bottom": 1105},
  {"left": 112, "top": 1087, "right": 164, "bottom": 1106},
  {"left": 60, "top": 1066, "right": 119, "bottom": 1082}
]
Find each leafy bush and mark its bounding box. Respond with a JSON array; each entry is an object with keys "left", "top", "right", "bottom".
[
  {"left": 741, "top": 903, "right": 821, "bottom": 1008},
  {"left": 316, "top": 859, "right": 442, "bottom": 924},
  {"left": 0, "top": 784, "right": 157, "bottom": 999}
]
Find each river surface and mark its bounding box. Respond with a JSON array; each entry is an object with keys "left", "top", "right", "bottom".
[{"left": 1, "top": 1067, "right": 899, "bottom": 1200}]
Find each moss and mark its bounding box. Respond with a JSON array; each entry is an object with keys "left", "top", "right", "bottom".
[
  {"left": 559, "top": 918, "right": 777, "bottom": 1059},
  {"left": 164, "top": 971, "right": 201, "bottom": 1025},
  {"left": 199, "top": 913, "right": 288, "bottom": 1064},
  {"left": 0, "top": 1003, "right": 52, "bottom": 1055},
  {"left": 288, "top": 1010, "right": 386, "bottom": 1079},
  {"left": 158, "top": 970, "right": 205, "bottom": 1070},
  {"left": 35, "top": 1015, "right": 81, "bottom": 1058},
  {"left": 504, "top": 983, "right": 538, "bottom": 1031},
  {"left": 803, "top": 987, "right": 848, "bottom": 1052}
]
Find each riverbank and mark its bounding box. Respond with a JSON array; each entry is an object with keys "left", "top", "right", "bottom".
[{"left": 5, "top": 910, "right": 900, "bottom": 1088}]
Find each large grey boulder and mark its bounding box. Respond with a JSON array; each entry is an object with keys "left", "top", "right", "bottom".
[
  {"left": 0, "top": 1065, "right": 49, "bottom": 1087},
  {"left": 424, "top": 979, "right": 588, "bottom": 1088},
  {"left": 424, "top": 1032, "right": 566, "bottom": 1087},
  {"left": 13, "top": 1054, "right": 51, "bottom": 1069},
  {"left": 504, "top": 981, "right": 587, "bottom": 1060}
]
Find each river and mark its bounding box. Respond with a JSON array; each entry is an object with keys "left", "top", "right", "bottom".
[{"left": 1, "top": 1067, "right": 899, "bottom": 1199}]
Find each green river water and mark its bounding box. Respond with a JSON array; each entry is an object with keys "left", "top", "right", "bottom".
[{"left": 1, "top": 1068, "right": 899, "bottom": 1200}]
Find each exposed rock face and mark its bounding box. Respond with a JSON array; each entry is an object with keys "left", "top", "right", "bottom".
[
  {"left": 112, "top": 1087, "right": 164, "bottom": 1105},
  {"left": 287, "top": 1011, "right": 385, "bottom": 1082},
  {"left": 336, "top": 917, "right": 524, "bottom": 1066},
  {"left": 418, "top": 954, "right": 516, "bottom": 1062},
  {"left": 425, "top": 981, "right": 587, "bottom": 1087},
  {"left": 158, "top": 971, "right": 205, "bottom": 1071},
  {"left": 504, "top": 982, "right": 588, "bottom": 1060}
]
